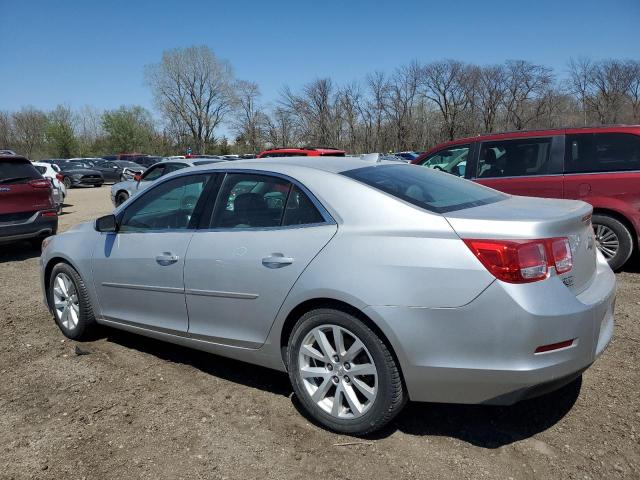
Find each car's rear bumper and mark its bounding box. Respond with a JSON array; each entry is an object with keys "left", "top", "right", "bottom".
[
  {"left": 365, "top": 254, "right": 615, "bottom": 405},
  {"left": 0, "top": 212, "right": 58, "bottom": 244}
]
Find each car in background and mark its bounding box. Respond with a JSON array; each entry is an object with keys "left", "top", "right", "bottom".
[
  {"left": 257, "top": 147, "right": 346, "bottom": 158},
  {"left": 0, "top": 149, "right": 17, "bottom": 155},
  {"left": 0, "top": 154, "right": 58, "bottom": 247},
  {"left": 110, "top": 158, "right": 226, "bottom": 206},
  {"left": 56, "top": 161, "right": 104, "bottom": 189},
  {"left": 33, "top": 162, "right": 66, "bottom": 212},
  {"left": 413, "top": 125, "right": 640, "bottom": 270},
  {"left": 103, "top": 153, "right": 161, "bottom": 169},
  {"left": 90, "top": 160, "right": 145, "bottom": 183},
  {"left": 394, "top": 151, "right": 421, "bottom": 161},
  {"left": 41, "top": 156, "right": 614, "bottom": 434}
]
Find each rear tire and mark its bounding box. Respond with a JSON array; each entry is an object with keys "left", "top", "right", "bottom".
[
  {"left": 49, "top": 263, "right": 97, "bottom": 340},
  {"left": 287, "top": 308, "right": 405, "bottom": 435},
  {"left": 592, "top": 214, "right": 633, "bottom": 271},
  {"left": 63, "top": 177, "right": 72, "bottom": 189},
  {"left": 94, "top": 183, "right": 102, "bottom": 188}
]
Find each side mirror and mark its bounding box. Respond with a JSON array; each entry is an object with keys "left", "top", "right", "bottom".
[
  {"left": 134, "top": 173, "right": 142, "bottom": 182},
  {"left": 95, "top": 214, "right": 118, "bottom": 233}
]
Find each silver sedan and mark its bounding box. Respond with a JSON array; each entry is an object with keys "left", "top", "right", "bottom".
[{"left": 40, "top": 157, "right": 615, "bottom": 434}]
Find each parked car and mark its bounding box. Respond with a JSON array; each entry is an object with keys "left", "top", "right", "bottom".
[
  {"left": 393, "top": 151, "right": 420, "bottom": 161},
  {"left": 414, "top": 126, "right": 640, "bottom": 270},
  {"left": 0, "top": 149, "right": 17, "bottom": 155},
  {"left": 90, "top": 160, "right": 145, "bottom": 183},
  {"left": 41, "top": 156, "right": 614, "bottom": 435},
  {"left": 1, "top": 154, "right": 58, "bottom": 247},
  {"left": 57, "top": 161, "right": 104, "bottom": 188},
  {"left": 258, "top": 147, "right": 346, "bottom": 158},
  {"left": 32, "top": 161, "right": 66, "bottom": 212},
  {"left": 110, "top": 158, "right": 225, "bottom": 206}
]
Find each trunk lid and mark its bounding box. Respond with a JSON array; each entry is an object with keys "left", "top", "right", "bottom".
[{"left": 444, "top": 195, "right": 597, "bottom": 295}]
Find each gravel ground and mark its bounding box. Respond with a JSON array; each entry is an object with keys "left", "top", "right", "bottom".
[{"left": 1, "top": 186, "right": 639, "bottom": 480}]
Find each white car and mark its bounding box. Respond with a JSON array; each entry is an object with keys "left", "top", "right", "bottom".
[{"left": 33, "top": 162, "right": 66, "bottom": 212}]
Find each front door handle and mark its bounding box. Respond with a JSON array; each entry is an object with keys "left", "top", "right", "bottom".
[
  {"left": 262, "top": 253, "right": 294, "bottom": 269},
  {"left": 155, "top": 252, "right": 179, "bottom": 266}
]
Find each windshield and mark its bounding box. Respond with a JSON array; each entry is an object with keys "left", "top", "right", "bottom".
[
  {"left": 115, "top": 161, "right": 143, "bottom": 168},
  {"left": 342, "top": 164, "right": 506, "bottom": 213},
  {"left": 61, "top": 162, "right": 91, "bottom": 170}
]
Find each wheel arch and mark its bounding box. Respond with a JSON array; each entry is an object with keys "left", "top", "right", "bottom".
[
  {"left": 43, "top": 256, "right": 81, "bottom": 310},
  {"left": 592, "top": 207, "right": 638, "bottom": 249},
  {"left": 278, "top": 297, "right": 407, "bottom": 388}
]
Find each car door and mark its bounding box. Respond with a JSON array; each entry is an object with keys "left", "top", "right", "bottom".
[
  {"left": 92, "top": 173, "right": 214, "bottom": 333},
  {"left": 184, "top": 172, "right": 338, "bottom": 348},
  {"left": 472, "top": 136, "right": 564, "bottom": 198},
  {"left": 93, "top": 161, "right": 117, "bottom": 182}
]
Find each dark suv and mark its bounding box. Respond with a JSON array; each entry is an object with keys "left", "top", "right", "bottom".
[
  {"left": 0, "top": 155, "right": 58, "bottom": 247},
  {"left": 414, "top": 126, "right": 640, "bottom": 270}
]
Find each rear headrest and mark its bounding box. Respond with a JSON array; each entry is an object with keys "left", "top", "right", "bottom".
[{"left": 483, "top": 148, "right": 497, "bottom": 164}]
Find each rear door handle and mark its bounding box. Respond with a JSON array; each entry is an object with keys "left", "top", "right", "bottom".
[
  {"left": 262, "top": 253, "right": 294, "bottom": 269},
  {"left": 155, "top": 252, "right": 179, "bottom": 266}
]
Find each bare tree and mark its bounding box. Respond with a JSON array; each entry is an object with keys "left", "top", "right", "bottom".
[
  {"left": 384, "top": 62, "right": 421, "bottom": 150},
  {"left": 0, "top": 111, "right": 14, "bottom": 150},
  {"left": 420, "top": 60, "right": 472, "bottom": 141},
  {"left": 502, "top": 60, "right": 555, "bottom": 130},
  {"left": 232, "top": 80, "right": 266, "bottom": 153},
  {"left": 12, "top": 107, "right": 48, "bottom": 158},
  {"left": 472, "top": 65, "right": 508, "bottom": 132},
  {"left": 624, "top": 60, "right": 640, "bottom": 122},
  {"left": 145, "top": 46, "right": 236, "bottom": 154},
  {"left": 265, "top": 107, "right": 295, "bottom": 148}
]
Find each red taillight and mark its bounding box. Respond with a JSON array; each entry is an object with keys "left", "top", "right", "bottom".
[
  {"left": 551, "top": 237, "right": 573, "bottom": 274},
  {"left": 56, "top": 173, "right": 64, "bottom": 182},
  {"left": 463, "top": 237, "right": 573, "bottom": 284},
  {"left": 41, "top": 210, "right": 58, "bottom": 217},
  {"left": 29, "top": 179, "right": 51, "bottom": 189}
]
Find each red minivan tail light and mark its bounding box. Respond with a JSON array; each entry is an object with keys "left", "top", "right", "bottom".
[
  {"left": 29, "top": 179, "right": 52, "bottom": 189},
  {"left": 463, "top": 237, "right": 573, "bottom": 284}
]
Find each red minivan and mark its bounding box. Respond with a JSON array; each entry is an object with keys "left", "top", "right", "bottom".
[
  {"left": 0, "top": 155, "right": 58, "bottom": 248},
  {"left": 413, "top": 126, "right": 640, "bottom": 270}
]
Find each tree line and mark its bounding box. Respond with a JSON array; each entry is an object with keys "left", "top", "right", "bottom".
[{"left": 1, "top": 46, "right": 639, "bottom": 160}]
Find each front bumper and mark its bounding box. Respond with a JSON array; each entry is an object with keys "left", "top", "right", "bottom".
[
  {"left": 0, "top": 212, "right": 58, "bottom": 244},
  {"left": 365, "top": 254, "right": 615, "bottom": 404},
  {"left": 72, "top": 176, "right": 103, "bottom": 186}
]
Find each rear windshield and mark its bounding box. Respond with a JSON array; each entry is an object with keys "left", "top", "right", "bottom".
[
  {"left": 342, "top": 164, "right": 506, "bottom": 213},
  {"left": 0, "top": 161, "right": 41, "bottom": 184}
]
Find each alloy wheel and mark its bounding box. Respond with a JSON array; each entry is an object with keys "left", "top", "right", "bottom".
[
  {"left": 52, "top": 272, "right": 80, "bottom": 330},
  {"left": 298, "top": 324, "right": 378, "bottom": 419},
  {"left": 594, "top": 224, "right": 619, "bottom": 260}
]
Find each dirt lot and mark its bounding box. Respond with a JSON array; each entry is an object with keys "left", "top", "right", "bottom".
[{"left": 0, "top": 186, "right": 638, "bottom": 480}]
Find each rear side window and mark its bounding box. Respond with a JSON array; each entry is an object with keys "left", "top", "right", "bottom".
[
  {"left": 566, "top": 133, "right": 640, "bottom": 173},
  {"left": 343, "top": 164, "right": 506, "bottom": 214},
  {"left": 477, "top": 137, "right": 552, "bottom": 178},
  {"left": 0, "top": 161, "right": 41, "bottom": 183}
]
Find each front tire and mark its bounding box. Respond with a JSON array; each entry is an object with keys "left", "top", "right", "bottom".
[
  {"left": 63, "top": 177, "right": 72, "bottom": 189},
  {"left": 49, "top": 263, "right": 97, "bottom": 340},
  {"left": 287, "top": 308, "right": 405, "bottom": 435},
  {"left": 592, "top": 214, "right": 633, "bottom": 271}
]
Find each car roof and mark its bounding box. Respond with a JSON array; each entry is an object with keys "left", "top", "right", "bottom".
[
  {"left": 0, "top": 154, "right": 29, "bottom": 162},
  {"left": 187, "top": 155, "right": 399, "bottom": 175}
]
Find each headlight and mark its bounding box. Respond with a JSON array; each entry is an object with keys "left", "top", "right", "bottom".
[{"left": 41, "top": 236, "right": 53, "bottom": 252}]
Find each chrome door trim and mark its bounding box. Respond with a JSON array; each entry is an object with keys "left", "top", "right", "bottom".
[
  {"left": 185, "top": 288, "right": 259, "bottom": 300},
  {"left": 101, "top": 282, "right": 184, "bottom": 294}
]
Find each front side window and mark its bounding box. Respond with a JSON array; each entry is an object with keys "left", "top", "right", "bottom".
[
  {"left": 477, "top": 137, "right": 552, "bottom": 178},
  {"left": 419, "top": 145, "right": 469, "bottom": 177},
  {"left": 119, "top": 174, "right": 210, "bottom": 232},
  {"left": 343, "top": 164, "right": 506, "bottom": 214},
  {"left": 566, "top": 133, "right": 640, "bottom": 173}
]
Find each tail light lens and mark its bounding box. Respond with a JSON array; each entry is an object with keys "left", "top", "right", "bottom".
[
  {"left": 551, "top": 237, "right": 573, "bottom": 274},
  {"left": 29, "top": 179, "right": 52, "bottom": 189},
  {"left": 56, "top": 173, "right": 64, "bottom": 182},
  {"left": 464, "top": 237, "right": 573, "bottom": 284}
]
